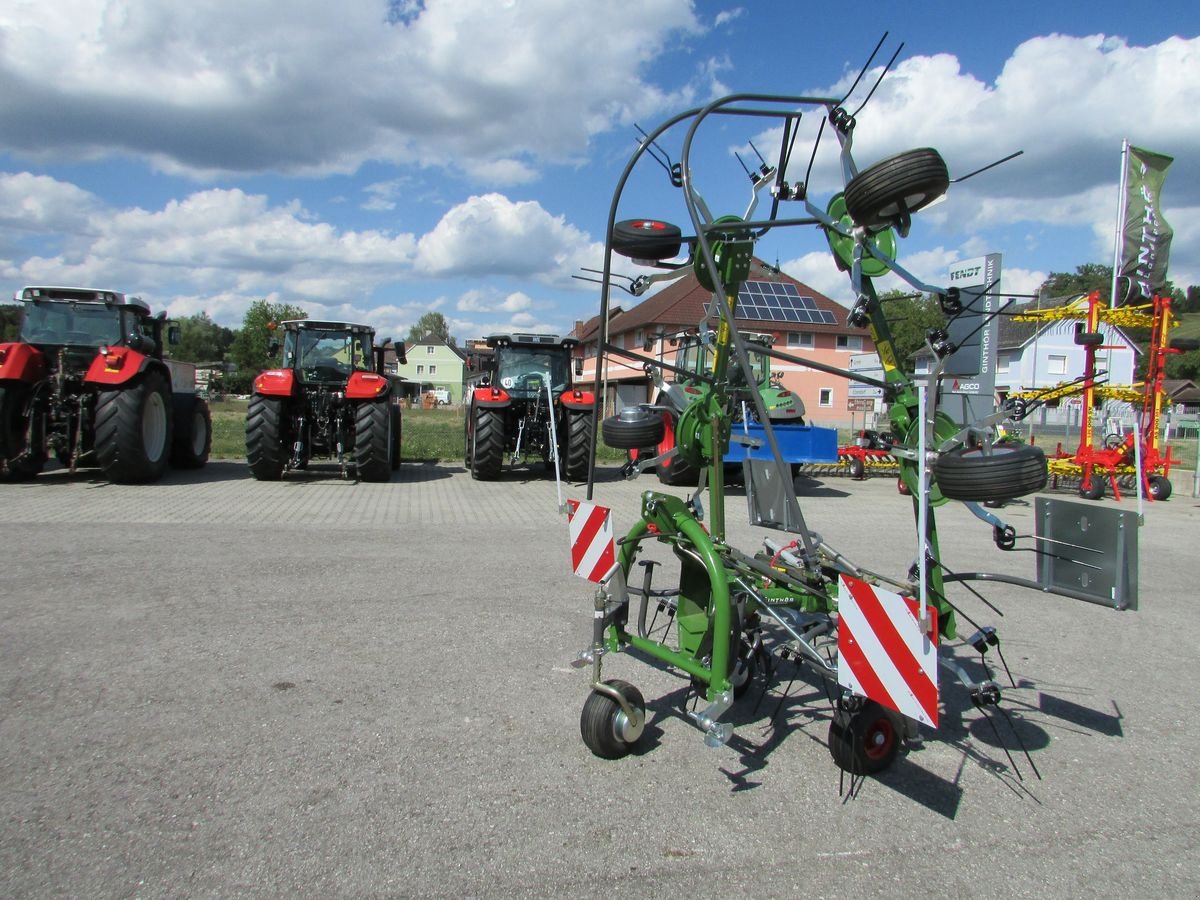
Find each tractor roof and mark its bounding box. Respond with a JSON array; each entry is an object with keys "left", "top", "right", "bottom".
[
  {"left": 485, "top": 332, "right": 578, "bottom": 350},
  {"left": 15, "top": 285, "right": 150, "bottom": 314},
  {"left": 280, "top": 319, "right": 375, "bottom": 334}
]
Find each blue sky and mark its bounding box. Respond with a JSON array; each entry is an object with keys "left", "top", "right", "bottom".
[{"left": 1, "top": 1, "right": 1196, "bottom": 342}]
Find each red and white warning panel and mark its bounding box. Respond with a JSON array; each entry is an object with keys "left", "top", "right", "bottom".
[
  {"left": 837, "top": 575, "right": 939, "bottom": 727},
  {"left": 566, "top": 500, "right": 618, "bottom": 584}
]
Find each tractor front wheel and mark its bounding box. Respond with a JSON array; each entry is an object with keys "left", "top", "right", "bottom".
[
  {"left": 171, "top": 398, "right": 212, "bottom": 469},
  {"left": 246, "top": 394, "right": 289, "bottom": 481},
  {"left": 0, "top": 385, "right": 45, "bottom": 479},
  {"left": 470, "top": 406, "right": 505, "bottom": 480},
  {"left": 355, "top": 399, "right": 392, "bottom": 482},
  {"left": 94, "top": 371, "right": 173, "bottom": 484}
]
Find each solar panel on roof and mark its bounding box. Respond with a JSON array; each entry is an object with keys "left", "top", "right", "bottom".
[{"left": 712, "top": 281, "right": 842, "bottom": 326}]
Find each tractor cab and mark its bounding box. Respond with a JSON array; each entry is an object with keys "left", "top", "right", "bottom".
[
  {"left": 278, "top": 320, "right": 376, "bottom": 384},
  {"left": 483, "top": 333, "right": 577, "bottom": 399},
  {"left": 17, "top": 286, "right": 165, "bottom": 357}
]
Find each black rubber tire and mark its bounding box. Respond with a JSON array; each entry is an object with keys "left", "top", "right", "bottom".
[
  {"left": 246, "top": 394, "right": 289, "bottom": 481},
  {"left": 1079, "top": 476, "right": 1105, "bottom": 501},
  {"left": 828, "top": 701, "right": 901, "bottom": 775},
  {"left": 94, "top": 371, "right": 173, "bottom": 484},
  {"left": 470, "top": 407, "right": 505, "bottom": 480},
  {"left": 601, "top": 406, "right": 664, "bottom": 450},
  {"left": 580, "top": 679, "right": 645, "bottom": 760},
  {"left": 564, "top": 410, "right": 591, "bottom": 482},
  {"left": 1148, "top": 474, "right": 1172, "bottom": 501},
  {"left": 612, "top": 219, "right": 682, "bottom": 261},
  {"left": 0, "top": 385, "right": 45, "bottom": 479},
  {"left": 933, "top": 443, "right": 1047, "bottom": 502},
  {"left": 1074, "top": 331, "right": 1104, "bottom": 347},
  {"left": 849, "top": 456, "right": 865, "bottom": 480},
  {"left": 355, "top": 399, "right": 392, "bottom": 482},
  {"left": 390, "top": 405, "right": 402, "bottom": 470},
  {"left": 844, "top": 148, "right": 949, "bottom": 233},
  {"left": 170, "top": 398, "right": 212, "bottom": 469}
]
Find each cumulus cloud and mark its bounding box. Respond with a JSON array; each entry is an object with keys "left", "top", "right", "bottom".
[{"left": 0, "top": 0, "right": 702, "bottom": 179}]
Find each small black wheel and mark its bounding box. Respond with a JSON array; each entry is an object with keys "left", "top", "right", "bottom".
[
  {"left": 601, "top": 406, "right": 664, "bottom": 450},
  {"left": 934, "top": 443, "right": 1047, "bottom": 503},
  {"left": 849, "top": 456, "right": 865, "bottom": 480},
  {"left": 828, "top": 701, "right": 901, "bottom": 775},
  {"left": 612, "top": 219, "right": 683, "bottom": 261},
  {"left": 1079, "top": 476, "right": 1105, "bottom": 500},
  {"left": 1148, "top": 474, "right": 1172, "bottom": 501},
  {"left": 1104, "top": 434, "right": 1125, "bottom": 450},
  {"left": 580, "top": 680, "right": 645, "bottom": 760},
  {"left": 844, "top": 148, "right": 949, "bottom": 235},
  {"left": 1074, "top": 330, "right": 1104, "bottom": 347}
]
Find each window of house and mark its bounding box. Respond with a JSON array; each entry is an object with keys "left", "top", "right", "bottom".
[
  {"left": 819, "top": 388, "right": 833, "bottom": 407},
  {"left": 1047, "top": 354, "right": 1067, "bottom": 375},
  {"left": 787, "top": 332, "right": 814, "bottom": 349},
  {"left": 429, "top": 365, "right": 436, "bottom": 375},
  {"left": 836, "top": 335, "right": 863, "bottom": 352},
  {"left": 416, "top": 364, "right": 424, "bottom": 375},
  {"left": 426, "top": 345, "right": 435, "bottom": 354}
]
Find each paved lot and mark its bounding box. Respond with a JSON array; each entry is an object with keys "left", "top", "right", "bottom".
[{"left": 2, "top": 460, "right": 1198, "bottom": 897}]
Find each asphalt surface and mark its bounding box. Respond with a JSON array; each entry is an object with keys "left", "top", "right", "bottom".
[{"left": 2, "top": 459, "right": 1198, "bottom": 897}]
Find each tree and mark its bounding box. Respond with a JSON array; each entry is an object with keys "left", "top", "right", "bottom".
[
  {"left": 0, "top": 304, "right": 21, "bottom": 342},
  {"left": 170, "top": 312, "right": 234, "bottom": 363},
  {"left": 1039, "top": 263, "right": 1185, "bottom": 306},
  {"left": 407, "top": 311, "right": 455, "bottom": 347},
  {"left": 228, "top": 299, "right": 308, "bottom": 376}
]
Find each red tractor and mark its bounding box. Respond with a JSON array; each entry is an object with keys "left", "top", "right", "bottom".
[
  {"left": 0, "top": 285, "right": 211, "bottom": 483},
  {"left": 245, "top": 319, "right": 402, "bottom": 481},
  {"left": 463, "top": 333, "right": 593, "bottom": 481}
]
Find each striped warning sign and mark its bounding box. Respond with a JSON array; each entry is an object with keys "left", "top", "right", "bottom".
[
  {"left": 837, "top": 574, "right": 939, "bottom": 727},
  {"left": 566, "top": 500, "right": 618, "bottom": 584}
]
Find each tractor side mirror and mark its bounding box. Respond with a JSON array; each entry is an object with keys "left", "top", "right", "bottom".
[
  {"left": 267, "top": 339, "right": 280, "bottom": 356},
  {"left": 574, "top": 357, "right": 583, "bottom": 377},
  {"left": 167, "top": 325, "right": 181, "bottom": 346}
]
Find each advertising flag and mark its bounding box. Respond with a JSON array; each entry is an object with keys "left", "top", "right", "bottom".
[{"left": 1120, "top": 146, "right": 1174, "bottom": 302}]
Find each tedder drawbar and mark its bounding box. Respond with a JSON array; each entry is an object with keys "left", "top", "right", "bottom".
[{"left": 567, "top": 44, "right": 1143, "bottom": 782}]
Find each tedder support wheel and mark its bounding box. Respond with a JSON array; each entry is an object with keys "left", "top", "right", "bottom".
[
  {"left": 600, "top": 405, "right": 664, "bottom": 449},
  {"left": 580, "top": 679, "right": 645, "bottom": 760},
  {"left": 470, "top": 406, "right": 505, "bottom": 480},
  {"left": 1148, "top": 474, "right": 1172, "bottom": 501},
  {"left": 0, "top": 385, "right": 45, "bottom": 479},
  {"left": 933, "top": 443, "right": 1047, "bottom": 503},
  {"left": 94, "top": 370, "right": 173, "bottom": 484},
  {"left": 246, "top": 394, "right": 289, "bottom": 481},
  {"left": 843, "top": 148, "right": 949, "bottom": 235},
  {"left": 355, "top": 398, "right": 392, "bottom": 482},
  {"left": 171, "top": 398, "right": 212, "bottom": 469},
  {"left": 828, "top": 701, "right": 901, "bottom": 775},
  {"left": 611, "top": 219, "right": 683, "bottom": 262},
  {"left": 390, "top": 405, "right": 402, "bottom": 471},
  {"left": 849, "top": 456, "right": 866, "bottom": 480},
  {"left": 564, "top": 409, "right": 591, "bottom": 482}
]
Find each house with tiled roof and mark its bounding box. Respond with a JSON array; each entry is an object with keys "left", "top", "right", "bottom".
[
  {"left": 395, "top": 333, "right": 466, "bottom": 404},
  {"left": 570, "top": 257, "right": 874, "bottom": 427}
]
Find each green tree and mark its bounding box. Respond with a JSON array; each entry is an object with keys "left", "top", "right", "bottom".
[
  {"left": 0, "top": 304, "right": 21, "bottom": 342},
  {"left": 228, "top": 299, "right": 308, "bottom": 376},
  {"left": 170, "top": 312, "right": 234, "bottom": 362},
  {"left": 875, "top": 290, "right": 944, "bottom": 373},
  {"left": 407, "top": 311, "right": 455, "bottom": 346},
  {"left": 1039, "top": 263, "right": 1185, "bottom": 306}
]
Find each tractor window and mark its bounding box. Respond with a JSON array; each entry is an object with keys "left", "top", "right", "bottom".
[
  {"left": 496, "top": 346, "right": 570, "bottom": 395},
  {"left": 20, "top": 301, "right": 121, "bottom": 347},
  {"left": 292, "top": 329, "right": 373, "bottom": 380}
]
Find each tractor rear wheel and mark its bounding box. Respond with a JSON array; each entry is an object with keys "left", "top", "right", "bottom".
[
  {"left": 171, "top": 398, "right": 212, "bottom": 469},
  {"left": 355, "top": 399, "right": 392, "bottom": 482},
  {"left": 654, "top": 411, "right": 698, "bottom": 486},
  {"left": 470, "top": 407, "right": 505, "bottom": 480},
  {"left": 564, "top": 409, "right": 591, "bottom": 482},
  {"left": 0, "top": 385, "right": 45, "bottom": 479},
  {"left": 94, "top": 371, "right": 173, "bottom": 484},
  {"left": 390, "top": 405, "right": 402, "bottom": 470},
  {"left": 246, "top": 394, "right": 288, "bottom": 481}
]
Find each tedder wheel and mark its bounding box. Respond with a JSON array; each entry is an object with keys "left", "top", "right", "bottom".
[
  {"left": 1079, "top": 476, "right": 1105, "bottom": 501},
  {"left": 580, "top": 679, "right": 645, "bottom": 760},
  {"left": 470, "top": 406, "right": 505, "bottom": 480},
  {"left": 828, "top": 700, "right": 901, "bottom": 775},
  {"left": 563, "top": 409, "right": 591, "bottom": 482},
  {"left": 246, "top": 394, "right": 289, "bottom": 481},
  {"left": 0, "top": 385, "right": 45, "bottom": 479},
  {"left": 601, "top": 405, "right": 664, "bottom": 449},
  {"left": 843, "top": 148, "right": 949, "bottom": 235},
  {"left": 390, "top": 405, "right": 402, "bottom": 470},
  {"left": 612, "top": 219, "right": 683, "bottom": 261},
  {"left": 933, "top": 443, "right": 1047, "bottom": 503},
  {"left": 1148, "top": 474, "right": 1173, "bottom": 501},
  {"left": 170, "top": 398, "right": 212, "bottom": 469},
  {"left": 355, "top": 398, "right": 392, "bottom": 482},
  {"left": 94, "top": 370, "right": 173, "bottom": 484}
]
